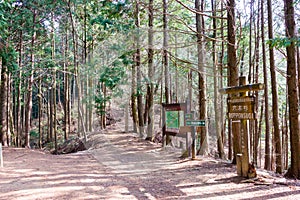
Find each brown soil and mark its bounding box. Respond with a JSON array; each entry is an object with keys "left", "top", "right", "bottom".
[{"left": 0, "top": 124, "right": 299, "bottom": 200}]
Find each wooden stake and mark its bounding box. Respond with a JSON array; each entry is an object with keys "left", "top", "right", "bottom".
[
  {"left": 219, "top": 83, "right": 264, "bottom": 94},
  {"left": 0, "top": 143, "right": 3, "bottom": 168},
  {"left": 236, "top": 153, "right": 242, "bottom": 176},
  {"left": 125, "top": 102, "right": 129, "bottom": 132},
  {"left": 240, "top": 77, "right": 250, "bottom": 177}
]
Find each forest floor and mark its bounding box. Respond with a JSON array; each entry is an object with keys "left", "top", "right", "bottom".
[{"left": 0, "top": 124, "right": 299, "bottom": 200}]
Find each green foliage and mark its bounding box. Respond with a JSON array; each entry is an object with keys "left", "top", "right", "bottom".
[
  {"left": 0, "top": 44, "right": 18, "bottom": 71},
  {"left": 30, "top": 130, "right": 39, "bottom": 139},
  {"left": 94, "top": 52, "right": 131, "bottom": 116},
  {"left": 267, "top": 37, "right": 300, "bottom": 48},
  {"left": 99, "top": 65, "right": 125, "bottom": 90},
  {"left": 95, "top": 94, "right": 110, "bottom": 116},
  {"left": 90, "top": 0, "right": 133, "bottom": 33}
]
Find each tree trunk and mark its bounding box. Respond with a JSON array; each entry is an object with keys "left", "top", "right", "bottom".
[
  {"left": 135, "top": 1, "right": 144, "bottom": 137},
  {"left": 253, "top": 0, "right": 260, "bottom": 166},
  {"left": 51, "top": 12, "right": 57, "bottom": 152},
  {"left": 227, "top": 0, "right": 239, "bottom": 163},
  {"left": 248, "top": 0, "right": 254, "bottom": 84},
  {"left": 131, "top": 0, "right": 141, "bottom": 134},
  {"left": 25, "top": 9, "right": 37, "bottom": 148},
  {"left": 131, "top": 58, "right": 138, "bottom": 133},
  {"left": 219, "top": 1, "right": 227, "bottom": 159},
  {"left": 146, "top": 0, "right": 155, "bottom": 141},
  {"left": 101, "top": 83, "right": 106, "bottom": 129},
  {"left": 297, "top": 47, "right": 300, "bottom": 100},
  {"left": 261, "top": 0, "right": 271, "bottom": 171},
  {"left": 46, "top": 92, "right": 51, "bottom": 143},
  {"left": 38, "top": 78, "right": 42, "bottom": 148},
  {"left": 196, "top": 0, "right": 209, "bottom": 155},
  {"left": 284, "top": 0, "right": 300, "bottom": 179},
  {"left": 0, "top": 56, "right": 8, "bottom": 146},
  {"left": 49, "top": 85, "right": 54, "bottom": 142},
  {"left": 211, "top": 0, "right": 224, "bottom": 159},
  {"left": 64, "top": 29, "right": 70, "bottom": 140},
  {"left": 163, "top": 0, "right": 170, "bottom": 104},
  {"left": 16, "top": 27, "right": 23, "bottom": 147},
  {"left": 68, "top": 0, "right": 86, "bottom": 140},
  {"left": 267, "top": 0, "right": 282, "bottom": 174}
]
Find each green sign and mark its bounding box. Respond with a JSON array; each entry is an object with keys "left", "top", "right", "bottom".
[
  {"left": 185, "top": 113, "right": 193, "bottom": 120},
  {"left": 186, "top": 120, "right": 205, "bottom": 127},
  {"left": 166, "top": 111, "right": 179, "bottom": 128}
]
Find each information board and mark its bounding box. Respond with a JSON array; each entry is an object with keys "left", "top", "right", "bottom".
[{"left": 227, "top": 96, "right": 256, "bottom": 119}]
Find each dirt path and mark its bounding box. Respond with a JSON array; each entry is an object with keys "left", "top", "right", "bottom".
[{"left": 0, "top": 127, "right": 299, "bottom": 200}]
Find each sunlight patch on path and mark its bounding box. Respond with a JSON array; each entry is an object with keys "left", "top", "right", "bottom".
[{"left": 89, "top": 131, "right": 182, "bottom": 176}]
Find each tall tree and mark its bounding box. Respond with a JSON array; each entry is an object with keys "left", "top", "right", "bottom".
[
  {"left": 267, "top": 0, "right": 282, "bottom": 173},
  {"left": 0, "top": 44, "right": 8, "bottom": 146},
  {"left": 284, "top": 0, "right": 300, "bottom": 179},
  {"left": 63, "top": 27, "right": 70, "bottom": 140},
  {"left": 135, "top": 0, "right": 144, "bottom": 137},
  {"left": 131, "top": 0, "right": 140, "bottom": 134},
  {"left": 261, "top": 0, "right": 271, "bottom": 171},
  {"left": 195, "top": 0, "right": 208, "bottom": 155},
  {"left": 146, "top": 0, "right": 155, "bottom": 141},
  {"left": 253, "top": 0, "right": 261, "bottom": 166},
  {"left": 24, "top": 8, "right": 37, "bottom": 148},
  {"left": 212, "top": 0, "right": 225, "bottom": 159},
  {"left": 227, "top": 0, "right": 239, "bottom": 163},
  {"left": 51, "top": 11, "right": 58, "bottom": 152},
  {"left": 163, "top": 0, "right": 170, "bottom": 104}
]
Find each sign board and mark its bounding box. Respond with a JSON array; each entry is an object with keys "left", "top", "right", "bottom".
[
  {"left": 185, "top": 113, "right": 193, "bottom": 120},
  {"left": 227, "top": 96, "right": 255, "bottom": 119},
  {"left": 179, "top": 126, "right": 192, "bottom": 134},
  {"left": 166, "top": 111, "right": 180, "bottom": 128},
  {"left": 186, "top": 120, "right": 205, "bottom": 127},
  {"left": 163, "top": 103, "right": 187, "bottom": 111}
]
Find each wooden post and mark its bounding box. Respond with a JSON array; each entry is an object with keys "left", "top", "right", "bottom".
[
  {"left": 186, "top": 99, "right": 191, "bottom": 157},
  {"left": 191, "top": 111, "right": 196, "bottom": 160},
  {"left": 236, "top": 153, "right": 242, "bottom": 175},
  {"left": 239, "top": 77, "right": 249, "bottom": 177},
  {"left": 162, "top": 106, "right": 166, "bottom": 147},
  {"left": 125, "top": 102, "right": 129, "bottom": 133},
  {"left": 220, "top": 79, "right": 263, "bottom": 177},
  {"left": 233, "top": 121, "right": 242, "bottom": 176},
  {"left": 0, "top": 143, "right": 3, "bottom": 168},
  {"left": 219, "top": 83, "right": 264, "bottom": 94}
]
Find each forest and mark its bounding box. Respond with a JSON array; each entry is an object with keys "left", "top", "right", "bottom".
[{"left": 0, "top": 0, "right": 299, "bottom": 180}]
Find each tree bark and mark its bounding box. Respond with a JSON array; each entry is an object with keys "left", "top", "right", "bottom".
[
  {"left": 38, "top": 77, "right": 42, "bottom": 148},
  {"left": 253, "top": 0, "right": 260, "bottom": 166},
  {"left": 25, "top": 9, "right": 37, "bottom": 148},
  {"left": 163, "top": 0, "right": 170, "bottom": 104},
  {"left": 211, "top": 0, "right": 224, "bottom": 159},
  {"left": 227, "top": 0, "right": 239, "bottom": 163},
  {"left": 261, "top": 0, "right": 271, "bottom": 171},
  {"left": 131, "top": 0, "right": 141, "bottom": 134},
  {"left": 284, "top": 0, "right": 300, "bottom": 179},
  {"left": 0, "top": 55, "right": 8, "bottom": 146},
  {"left": 16, "top": 27, "right": 23, "bottom": 147},
  {"left": 134, "top": 0, "right": 144, "bottom": 137},
  {"left": 64, "top": 29, "right": 70, "bottom": 140},
  {"left": 146, "top": 0, "right": 155, "bottom": 141},
  {"left": 68, "top": 0, "right": 86, "bottom": 140},
  {"left": 196, "top": 0, "right": 209, "bottom": 155},
  {"left": 267, "top": 0, "right": 282, "bottom": 174}
]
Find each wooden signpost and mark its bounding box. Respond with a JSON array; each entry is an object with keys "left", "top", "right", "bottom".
[
  {"left": 162, "top": 102, "right": 187, "bottom": 146},
  {"left": 0, "top": 143, "right": 3, "bottom": 168},
  {"left": 220, "top": 77, "right": 264, "bottom": 178},
  {"left": 183, "top": 111, "right": 205, "bottom": 159},
  {"left": 227, "top": 96, "right": 255, "bottom": 119},
  {"left": 162, "top": 101, "right": 206, "bottom": 160}
]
